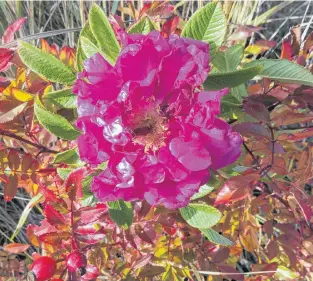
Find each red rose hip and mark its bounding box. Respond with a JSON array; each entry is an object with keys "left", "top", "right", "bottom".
[
  {"left": 66, "top": 251, "right": 87, "bottom": 274},
  {"left": 28, "top": 256, "right": 56, "bottom": 281}
]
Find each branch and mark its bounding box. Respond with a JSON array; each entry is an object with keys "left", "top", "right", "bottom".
[{"left": 0, "top": 129, "right": 58, "bottom": 154}]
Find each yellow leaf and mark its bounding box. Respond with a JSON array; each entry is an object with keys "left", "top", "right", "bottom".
[
  {"left": 275, "top": 265, "right": 299, "bottom": 280},
  {"left": 2, "top": 81, "right": 16, "bottom": 96},
  {"left": 11, "top": 88, "right": 34, "bottom": 102}
]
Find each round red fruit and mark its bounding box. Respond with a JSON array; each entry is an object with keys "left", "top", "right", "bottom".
[
  {"left": 29, "top": 256, "right": 56, "bottom": 281},
  {"left": 66, "top": 251, "right": 87, "bottom": 273}
]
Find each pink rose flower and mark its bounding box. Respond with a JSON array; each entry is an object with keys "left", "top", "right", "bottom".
[{"left": 73, "top": 31, "right": 242, "bottom": 209}]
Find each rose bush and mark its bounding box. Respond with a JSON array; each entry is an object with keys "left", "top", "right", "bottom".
[{"left": 1, "top": 1, "right": 313, "bottom": 280}]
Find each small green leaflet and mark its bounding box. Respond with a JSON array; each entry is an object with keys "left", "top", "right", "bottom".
[
  {"left": 204, "top": 65, "right": 262, "bottom": 90},
  {"left": 212, "top": 44, "right": 244, "bottom": 72},
  {"left": 108, "top": 199, "right": 133, "bottom": 229},
  {"left": 80, "top": 36, "right": 105, "bottom": 59},
  {"left": 18, "top": 41, "right": 76, "bottom": 85},
  {"left": 76, "top": 22, "right": 98, "bottom": 71},
  {"left": 180, "top": 203, "right": 221, "bottom": 229},
  {"left": 57, "top": 168, "right": 73, "bottom": 180},
  {"left": 200, "top": 228, "right": 234, "bottom": 246},
  {"left": 128, "top": 16, "right": 158, "bottom": 35},
  {"left": 89, "top": 4, "right": 120, "bottom": 65},
  {"left": 181, "top": 2, "right": 226, "bottom": 56},
  {"left": 191, "top": 184, "right": 214, "bottom": 200},
  {"left": 34, "top": 98, "right": 81, "bottom": 140},
  {"left": 244, "top": 59, "right": 313, "bottom": 87},
  {"left": 53, "top": 147, "right": 80, "bottom": 165},
  {"left": 43, "top": 88, "right": 77, "bottom": 109}
]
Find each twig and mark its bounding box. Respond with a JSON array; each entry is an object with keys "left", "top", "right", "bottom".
[{"left": 0, "top": 129, "right": 58, "bottom": 154}]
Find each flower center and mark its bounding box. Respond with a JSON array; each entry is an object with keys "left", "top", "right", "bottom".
[{"left": 130, "top": 109, "right": 168, "bottom": 153}]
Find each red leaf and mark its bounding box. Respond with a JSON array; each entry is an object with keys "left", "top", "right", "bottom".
[
  {"left": 277, "top": 128, "right": 313, "bottom": 141},
  {"left": 233, "top": 122, "right": 271, "bottom": 140},
  {"left": 4, "top": 174, "right": 18, "bottom": 201},
  {"left": 0, "top": 48, "right": 14, "bottom": 72},
  {"left": 303, "top": 31, "right": 313, "bottom": 56},
  {"left": 65, "top": 168, "right": 86, "bottom": 201},
  {"left": 161, "top": 16, "right": 179, "bottom": 38},
  {"left": 132, "top": 254, "right": 153, "bottom": 270},
  {"left": 271, "top": 106, "right": 313, "bottom": 126},
  {"left": 2, "top": 17, "right": 27, "bottom": 44},
  {"left": 288, "top": 192, "right": 312, "bottom": 224},
  {"left": 44, "top": 204, "right": 67, "bottom": 227},
  {"left": 216, "top": 265, "right": 244, "bottom": 281},
  {"left": 215, "top": 172, "right": 260, "bottom": 205},
  {"left": 3, "top": 243, "right": 30, "bottom": 254},
  {"left": 8, "top": 150, "right": 20, "bottom": 170},
  {"left": 76, "top": 233, "right": 106, "bottom": 244},
  {"left": 0, "top": 102, "right": 28, "bottom": 124},
  {"left": 243, "top": 100, "right": 270, "bottom": 122},
  {"left": 266, "top": 240, "right": 279, "bottom": 260},
  {"left": 76, "top": 204, "right": 108, "bottom": 226},
  {"left": 280, "top": 40, "right": 293, "bottom": 60},
  {"left": 290, "top": 24, "right": 301, "bottom": 56}
]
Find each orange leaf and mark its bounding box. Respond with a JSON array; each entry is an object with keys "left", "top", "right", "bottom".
[{"left": 3, "top": 243, "right": 30, "bottom": 254}]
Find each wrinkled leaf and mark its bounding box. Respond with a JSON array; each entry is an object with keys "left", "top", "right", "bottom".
[
  {"left": 34, "top": 98, "right": 81, "bottom": 140},
  {"left": 245, "top": 59, "right": 313, "bottom": 87},
  {"left": 181, "top": 2, "right": 226, "bottom": 56},
  {"left": 18, "top": 41, "right": 76, "bottom": 85},
  {"left": 43, "top": 88, "right": 77, "bottom": 109},
  {"left": 53, "top": 147, "right": 80, "bottom": 165},
  {"left": 89, "top": 4, "right": 120, "bottom": 65}
]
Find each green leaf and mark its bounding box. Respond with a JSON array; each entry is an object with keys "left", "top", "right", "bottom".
[
  {"left": 53, "top": 147, "right": 80, "bottom": 165},
  {"left": 80, "top": 36, "right": 105, "bottom": 59},
  {"left": 212, "top": 45, "right": 244, "bottom": 72},
  {"left": 76, "top": 22, "right": 98, "bottom": 71},
  {"left": 11, "top": 193, "right": 44, "bottom": 240},
  {"left": 204, "top": 65, "right": 262, "bottom": 90},
  {"left": 43, "top": 88, "right": 77, "bottom": 109},
  {"left": 57, "top": 168, "right": 73, "bottom": 180},
  {"left": 89, "top": 4, "right": 120, "bottom": 65},
  {"left": 229, "top": 84, "right": 248, "bottom": 102},
  {"left": 128, "top": 16, "right": 158, "bottom": 35},
  {"left": 108, "top": 199, "right": 133, "bottom": 229},
  {"left": 191, "top": 184, "right": 214, "bottom": 200},
  {"left": 34, "top": 98, "right": 81, "bottom": 140},
  {"left": 244, "top": 59, "right": 313, "bottom": 87},
  {"left": 200, "top": 228, "right": 234, "bottom": 246},
  {"left": 181, "top": 2, "right": 226, "bottom": 56},
  {"left": 18, "top": 41, "right": 76, "bottom": 85},
  {"left": 180, "top": 203, "right": 221, "bottom": 229}
]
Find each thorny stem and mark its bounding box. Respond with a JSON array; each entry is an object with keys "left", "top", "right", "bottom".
[{"left": 0, "top": 129, "right": 58, "bottom": 154}]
